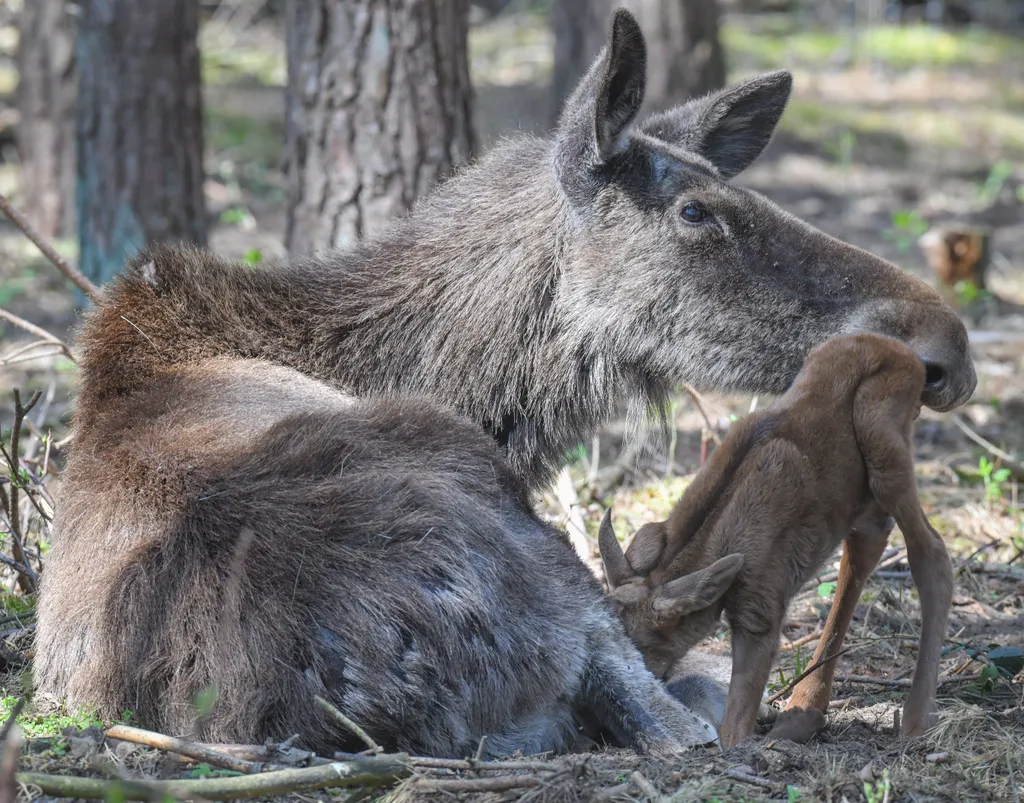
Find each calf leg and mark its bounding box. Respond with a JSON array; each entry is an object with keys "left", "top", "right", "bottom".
[
  {"left": 773, "top": 519, "right": 891, "bottom": 741},
  {"left": 871, "top": 484, "right": 952, "bottom": 738},
  {"left": 852, "top": 376, "right": 954, "bottom": 738},
  {"left": 719, "top": 627, "right": 779, "bottom": 748}
]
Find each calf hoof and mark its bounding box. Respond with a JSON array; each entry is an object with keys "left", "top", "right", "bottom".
[{"left": 767, "top": 708, "right": 826, "bottom": 743}]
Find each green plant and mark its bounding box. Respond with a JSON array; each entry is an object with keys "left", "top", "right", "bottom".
[
  {"left": 978, "top": 456, "right": 1012, "bottom": 504},
  {"left": 788, "top": 785, "right": 802, "bottom": 803},
  {"left": 242, "top": 248, "right": 263, "bottom": 265},
  {"left": 883, "top": 210, "right": 929, "bottom": 254},
  {"left": 974, "top": 159, "right": 1014, "bottom": 210},
  {"left": 817, "top": 581, "right": 837, "bottom": 598},
  {"left": 863, "top": 768, "right": 891, "bottom": 803},
  {"left": 953, "top": 280, "right": 992, "bottom": 305}
]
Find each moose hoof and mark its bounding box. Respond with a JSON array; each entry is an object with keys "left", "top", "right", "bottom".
[{"left": 767, "top": 708, "right": 826, "bottom": 743}]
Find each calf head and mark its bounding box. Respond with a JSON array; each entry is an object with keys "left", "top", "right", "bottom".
[
  {"left": 552, "top": 9, "right": 975, "bottom": 413},
  {"left": 599, "top": 510, "right": 743, "bottom": 679}
]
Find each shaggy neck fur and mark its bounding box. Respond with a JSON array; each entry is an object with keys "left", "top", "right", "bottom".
[{"left": 74, "top": 140, "right": 657, "bottom": 490}]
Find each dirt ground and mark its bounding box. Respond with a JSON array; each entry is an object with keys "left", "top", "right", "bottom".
[{"left": 0, "top": 4, "right": 1023, "bottom": 802}]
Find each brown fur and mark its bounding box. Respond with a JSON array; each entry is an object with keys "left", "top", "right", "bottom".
[{"left": 599, "top": 332, "right": 953, "bottom": 747}]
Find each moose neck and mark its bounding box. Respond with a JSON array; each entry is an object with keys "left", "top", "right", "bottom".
[{"left": 85, "top": 140, "right": 625, "bottom": 490}]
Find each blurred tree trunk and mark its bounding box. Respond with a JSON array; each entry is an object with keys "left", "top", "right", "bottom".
[
  {"left": 16, "top": 0, "right": 76, "bottom": 239},
  {"left": 284, "top": 0, "right": 475, "bottom": 256},
  {"left": 76, "top": 0, "right": 207, "bottom": 291},
  {"left": 550, "top": 0, "right": 726, "bottom": 124}
]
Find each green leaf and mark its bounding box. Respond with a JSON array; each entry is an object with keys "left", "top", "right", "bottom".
[
  {"left": 242, "top": 248, "right": 262, "bottom": 265},
  {"left": 987, "top": 646, "right": 1024, "bottom": 677},
  {"left": 817, "top": 581, "right": 837, "bottom": 599},
  {"left": 993, "top": 468, "right": 1012, "bottom": 484}
]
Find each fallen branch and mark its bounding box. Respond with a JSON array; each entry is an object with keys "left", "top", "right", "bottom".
[
  {"left": 724, "top": 768, "right": 781, "bottom": 792},
  {"left": 337, "top": 753, "right": 561, "bottom": 773},
  {"left": 631, "top": 771, "right": 659, "bottom": 798},
  {"left": 17, "top": 754, "right": 410, "bottom": 801},
  {"left": 315, "top": 696, "right": 381, "bottom": 754},
  {"left": 950, "top": 414, "right": 1024, "bottom": 483},
  {"left": 781, "top": 628, "right": 824, "bottom": 651},
  {"left": 834, "top": 673, "right": 980, "bottom": 688},
  {"left": 0, "top": 192, "right": 102, "bottom": 302},
  {"left": 105, "top": 725, "right": 273, "bottom": 775},
  {"left": 411, "top": 774, "right": 544, "bottom": 793}
]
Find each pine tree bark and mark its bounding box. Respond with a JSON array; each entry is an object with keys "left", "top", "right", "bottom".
[
  {"left": 76, "top": 0, "right": 207, "bottom": 290},
  {"left": 16, "top": 0, "right": 76, "bottom": 239},
  {"left": 284, "top": 0, "right": 475, "bottom": 257},
  {"left": 550, "top": 0, "right": 726, "bottom": 123}
]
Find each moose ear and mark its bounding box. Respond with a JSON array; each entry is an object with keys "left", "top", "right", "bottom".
[
  {"left": 652, "top": 553, "right": 744, "bottom": 617},
  {"left": 554, "top": 9, "right": 647, "bottom": 197},
  {"left": 640, "top": 70, "right": 792, "bottom": 179},
  {"left": 599, "top": 508, "right": 635, "bottom": 590}
]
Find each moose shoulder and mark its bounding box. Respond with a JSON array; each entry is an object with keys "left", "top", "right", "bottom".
[{"left": 36, "top": 8, "right": 974, "bottom": 753}]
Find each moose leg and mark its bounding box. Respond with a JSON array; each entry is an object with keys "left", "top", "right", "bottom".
[
  {"left": 773, "top": 520, "right": 891, "bottom": 742},
  {"left": 580, "top": 646, "right": 718, "bottom": 755},
  {"left": 719, "top": 627, "right": 779, "bottom": 748}
]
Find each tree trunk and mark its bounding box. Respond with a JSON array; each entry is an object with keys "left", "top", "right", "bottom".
[
  {"left": 16, "top": 0, "right": 76, "bottom": 239},
  {"left": 76, "top": 0, "right": 207, "bottom": 291},
  {"left": 550, "top": 0, "right": 726, "bottom": 124},
  {"left": 284, "top": 0, "right": 475, "bottom": 257}
]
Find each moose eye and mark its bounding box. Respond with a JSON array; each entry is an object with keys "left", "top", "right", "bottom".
[{"left": 681, "top": 202, "right": 708, "bottom": 224}]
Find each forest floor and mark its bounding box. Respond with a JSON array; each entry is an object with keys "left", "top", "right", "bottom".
[{"left": 0, "top": 3, "right": 1023, "bottom": 802}]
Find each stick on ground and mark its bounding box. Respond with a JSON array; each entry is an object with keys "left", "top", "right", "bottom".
[
  {"left": 315, "top": 696, "right": 381, "bottom": 754},
  {"left": 17, "top": 754, "right": 410, "bottom": 801},
  {"left": 105, "top": 725, "right": 272, "bottom": 774}
]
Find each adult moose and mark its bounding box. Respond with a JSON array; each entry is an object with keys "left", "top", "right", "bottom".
[{"left": 36, "top": 9, "right": 974, "bottom": 755}]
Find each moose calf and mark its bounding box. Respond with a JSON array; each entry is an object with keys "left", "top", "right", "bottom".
[{"left": 599, "top": 332, "right": 954, "bottom": 747}]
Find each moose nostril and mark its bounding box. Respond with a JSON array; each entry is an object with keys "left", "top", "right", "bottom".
[{"left": 924, "top": 363, "right": 946, "bottom": 389}]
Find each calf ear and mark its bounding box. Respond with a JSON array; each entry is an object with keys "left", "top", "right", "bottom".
[
  {"left": 624, "top": 521, "right": 667, "bottom": 575},
  {"left": 640, "top": 70, "right": 792, "bottom": 178},
  {"left": 554, "top": 9, "right": 647, "bottom": 199},
  {"left": 652, "top": 553, "right": 744, "bottom": 617},
  {"left": 599, "top": 508, "right": 635, "bottom": 590}
]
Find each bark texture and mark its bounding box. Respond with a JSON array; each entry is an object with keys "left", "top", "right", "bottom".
[
  {"left": 284, "top": 0, "right": 475, "bottom": 256},
  {"left": 76, "top": 0, "right": 207, "bottom": 290},
  {"left": 16, "top": 0, "right": 76, "bottom": 238},
  {"left": 551, "top": 0, "right": 725, "bottom": 123}
]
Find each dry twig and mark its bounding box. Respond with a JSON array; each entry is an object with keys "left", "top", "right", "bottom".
[
  {"left": 315, "top": 695, "right": 381, "bottom": 754},
  {"left": 834, "top": 673, "right": 980, "bottom": 688},
  {"left": 411, "top": 775, "right": 544, "bottom": 793},
  {"left": 0, "top": 390, "right": 42, "bottom": 594},
  {"left": 951, "top": 414, "right": 1024, "bottom": 483},
  {"left": 724, "top": 768, "right": 781, "bottom": 792},
  {"left": 105, "top": 725, "right": 274, "bottom": 775},
  {"left": 0, "top": 192, "right": 102, "bottom": 301},
  {"left": 767, "top": 645, "right": 857, "bottom": 705},
  {"left": 17, "top": 754, "right": 409, "bottom": 801}
]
